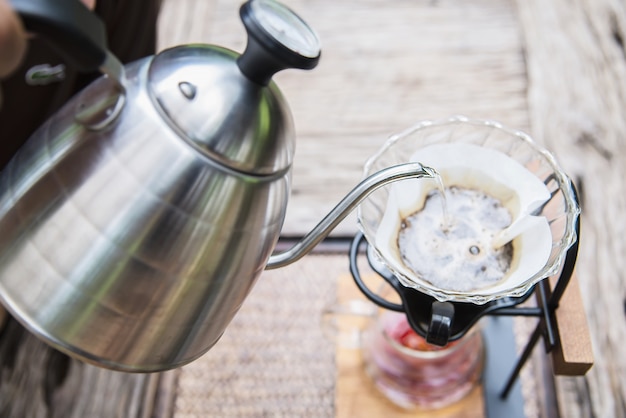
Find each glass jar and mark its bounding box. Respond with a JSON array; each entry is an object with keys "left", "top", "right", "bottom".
[{"left": 363, "top": 310, "right": 484, "bottom": 409}]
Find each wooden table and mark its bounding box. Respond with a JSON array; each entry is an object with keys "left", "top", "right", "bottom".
[{"left": 2, "top": 0, "right": 625, "bottom": 416}]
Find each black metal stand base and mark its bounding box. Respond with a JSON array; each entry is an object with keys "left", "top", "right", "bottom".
[{"left": 348, "top": 182, "right": 580, "bottom": 417}]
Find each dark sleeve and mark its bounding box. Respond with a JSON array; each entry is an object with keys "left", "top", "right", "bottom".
[{"left": 0, "top": 0, "right": 161, "bottom": 170}]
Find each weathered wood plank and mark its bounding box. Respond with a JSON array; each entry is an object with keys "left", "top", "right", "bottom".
[
  {"left": 515, "top": 0, "right": 626, "bottom": 416},
  {"left": 2, "top": 0, "right": 617, "bottom": 416},
  {"left": 0, "top": 315, "right": 177, "bottom": 418}
]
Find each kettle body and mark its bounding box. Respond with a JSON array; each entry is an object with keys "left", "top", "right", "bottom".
[
  {"left": 0, "top": 0, "right": 435, "bottom": 372},
  {"left": 0, "top": 47, "right": 293, "bottom": 371}
]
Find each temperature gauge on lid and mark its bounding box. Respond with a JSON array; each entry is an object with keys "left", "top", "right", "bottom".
[{"left": 238, "top": 0, "right": 321, "bottom": 84}]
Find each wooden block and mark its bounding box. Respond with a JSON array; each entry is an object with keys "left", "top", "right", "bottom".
[{"left": 549, "top": 273, "right": 594, "bottom": 375}]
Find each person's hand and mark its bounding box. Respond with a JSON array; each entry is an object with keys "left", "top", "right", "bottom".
[{"left": 0, "top": 0, "right": 27, "bottom": 79}]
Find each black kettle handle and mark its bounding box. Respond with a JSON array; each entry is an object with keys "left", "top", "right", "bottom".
[{"left": 11, "top": 0, "right": 109, "bottom": 72}]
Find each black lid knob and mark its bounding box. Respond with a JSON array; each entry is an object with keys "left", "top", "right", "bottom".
[{"left": 237, "top": 0, "right": 321, "bottom": 85}]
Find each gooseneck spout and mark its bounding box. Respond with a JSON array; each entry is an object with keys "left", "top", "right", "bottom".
[{"left": 266, "top": 162, "right": 435, "bottom": 269}]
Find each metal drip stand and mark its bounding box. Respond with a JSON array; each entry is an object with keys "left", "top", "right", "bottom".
[{"left": 348, "top": 211, "right": 580, "bottom": 417}]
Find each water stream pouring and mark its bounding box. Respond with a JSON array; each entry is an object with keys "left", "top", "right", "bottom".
[{"left": 0, "top": 0, "right": 435, "bottom": 371}]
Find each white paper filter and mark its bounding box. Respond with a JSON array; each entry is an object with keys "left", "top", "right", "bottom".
[{"left": 375, "top": 143, "right": 552, "bottom": 300}]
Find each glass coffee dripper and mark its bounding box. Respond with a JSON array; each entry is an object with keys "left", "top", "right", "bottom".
[{"left": 352, "top": 116, "right": 580, "bottom": 346}]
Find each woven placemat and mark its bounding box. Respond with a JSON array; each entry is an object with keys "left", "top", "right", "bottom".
[
  {"left": 171, "top": 254, "right": 545, "bottom": 418},
  {"left": 172, "top": 254, "right": 343, "bottom": 417}
]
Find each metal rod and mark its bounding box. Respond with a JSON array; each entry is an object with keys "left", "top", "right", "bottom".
[
  {"left": 266, "top": 162, "right": 434, "bottom": 269},
  {"left": 538, "top": 279, "right": 556, "bottom": 350},
  {"left": 100, "top": 51, "right": 127, "bottom": 92},
  {"left": 489, "top": 307, "right": 543, "bottom": 316},
  {"left": 500, "top": 320, "right": 544, "bottom": 399}
]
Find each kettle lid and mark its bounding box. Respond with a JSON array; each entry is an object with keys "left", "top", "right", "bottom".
[{"left": 146, "top": 0, "right": 320, "bottom": 175}]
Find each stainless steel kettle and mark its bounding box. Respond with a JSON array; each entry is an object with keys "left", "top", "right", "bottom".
[{"left": 0, "top": 0, "right": 433, "bottom": 371}]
